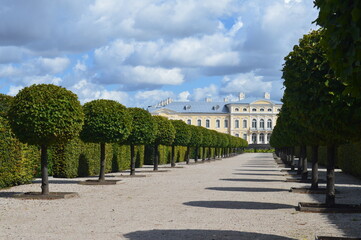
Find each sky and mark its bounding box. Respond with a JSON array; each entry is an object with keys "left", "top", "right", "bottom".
[{"left": 0, "top": 0, "right": 318, "bottom": 107}]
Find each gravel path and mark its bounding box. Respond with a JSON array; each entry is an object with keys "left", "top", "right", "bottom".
[{"left": 1, "top": 153, "right": 361, "bottom": 240}]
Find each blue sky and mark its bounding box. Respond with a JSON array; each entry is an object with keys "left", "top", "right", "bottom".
[{"left": 0, "top": 0, "right": 318, "bottom": 107}]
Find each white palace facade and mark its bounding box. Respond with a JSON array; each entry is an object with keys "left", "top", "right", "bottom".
[{"left": 148, "top": 93, "right": 282, "bottom": 145}]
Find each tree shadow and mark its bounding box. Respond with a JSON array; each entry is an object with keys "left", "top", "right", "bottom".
[
  {"left": 241, "top": 165, "right": 276, "bottom": 167},
  {"left": 31, "top": 179, "right": 80, "bottom": 184},
  {"left": 234, "top": 169, "right": 279, "bottom": 172},
  {"left": 233, "top": 173, "right": 284, "bottom": 176},
  {"left": 205, "top": 187, "right": 288, "bottom": 192},
  {"left": 183, "top": 201, "right": 295, "bottom": 210},
  {"left": 123, "top": 229, "right": 295, "bottom": 240},
  {"left": 0, "top": 191, "right": 23, "bottom": 198},
  {"left": 220, "top": 178, "right": 284, "bottom": 183}
]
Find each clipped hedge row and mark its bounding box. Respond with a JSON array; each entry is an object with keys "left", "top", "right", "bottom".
[
  {"left": 144, "top": 145, "right": 188, "bottom": 165},
  {"left": 0, "top": 116, "right": 40, "bottom": 188},
  {"left": 51, "top": 138, "right": 145, "bottom": 178}
]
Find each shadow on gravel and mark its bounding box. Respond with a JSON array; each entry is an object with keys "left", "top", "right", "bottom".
[
  {"left": 123, "top": 229, "right": 295, "bottom": 240},
  {"left": 234, "top": 169, "right": 279, "bottom": 172},
  {"left": 0, "top": 192, "right": 23, "bottom": 198},
  {"left": 32, "top": 180, "right": 80, "bottom": 184},
  {"left": 205, "top": 187, "right": 288, "bottom": 192},
  {"left": 220, "top": 178, "right": 284, "bottom": 183},
  {"left": 233, "top": 173, "right": 284, "bottom": 176},
  {"left": 183, "top": 201, "right": 295, "bottom": 210},
  {"left": 241, "top": 165, "right": 277, "bottom": 168}
]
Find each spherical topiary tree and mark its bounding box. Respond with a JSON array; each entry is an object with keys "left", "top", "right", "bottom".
[
  {"left": 170, "top": 120, "right": 191, "bottom": 167},
  {"left": 152, "top": 116, "right": 175, "bottom": 171},
  {"left": 126, "top": 108, "right": 157, "bottom": 175},
  {"left": 80, "top": 99, "right": 132, "bottom": 182},
  {"left": 8, "top": 84, "right": 84, "bottom": 194}
]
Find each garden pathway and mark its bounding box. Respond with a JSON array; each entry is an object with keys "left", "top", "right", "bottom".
[{"left": 1, "top": 153, "right": 361, "bottom": 239}]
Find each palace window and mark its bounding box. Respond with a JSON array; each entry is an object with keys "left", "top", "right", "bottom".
[
  {"left": 243, "top": 108, "right": 247, "bottom": 112},
  {"left": 267, "top": 133, "right": 271, "bottom": 142},
  {"left": 260, "top": 119, "right": 265, "bottom": 129},
  {"left": 235, "top": 120, "right": 240, "bottom": 128},
  {"left": 252, "top": 133, "right": 257, "bottom": 143},
  {"left": 235, "top": 108, "right": 239, "bottom": 112},
  {"left": 235, "top": 133, "right": 239, "bottom": 137},
  {"left": 267, "top": 119, "right": 272, "bottom": 129},
  {"left": 224, "top": 119, "right": 228, "bottom": 128},
  {"left": 260, "top": 108, "right": 264, "bottom": 112},
  {"left": 243, "top": 119, "right": 247, "bottom": 128},
  {"left": 252, "top": 119, "right": 257, "bottom": 129},
  {"left": 187, "top": 119, "right": 191, "bottom": 125},
  {"left": 243, "top": 134, "right": 247, "bottom": 140},
  {"left": 206, "top": 119, "right": 210, "bottom": 128},
  {"left": 197, "top": 119, "right": 202, "bottom": 126},
  {"left": 216, "top": 119, "right": 220, "bottom": 128},
  {"left": 252, "top": 108, "right": 257, "bottom": 112},
  {"left": 259, "top": 133, "right": 265, "bottom": 143},
  {"left": 268, "top": 108, "right": 272, "bottom": 112}
]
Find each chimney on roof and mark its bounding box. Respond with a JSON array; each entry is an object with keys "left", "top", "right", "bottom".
[
  {"left": 224, "top": 97, "right": 228, "bottom": 102},
  {"left": 205, "top": 97, "right": 212, "bottom": 102},
  {"left": 239, "top": 92, "right": 245, "bottom": 100},
  {"left": 264, "top": 92, "right": 270, "bottom": 100}
]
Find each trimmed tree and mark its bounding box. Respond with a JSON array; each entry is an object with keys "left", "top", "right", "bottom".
[
  {"left": 186, "top": 125, "right": 203, "bottom": 164},
  {"left": 170, "top": 120, "right": 191, "bottom": 167},
  {"left": 314, "top": 0, "right": 361, "bottom": 97},
  {"left": 281, "top": 29, "right": 361, "bottom": 205},
  {"left": 8, "top": 84, "right": 84, "bottom": 194},
  {"left": 152, "top": 116, "right": 175, "bottom": 170},
  {"left": 80, "top": 99, "right": 132, "bottom": 181},
  {"left": 126, "top": 108, "right": 157, "bottom": 175}
]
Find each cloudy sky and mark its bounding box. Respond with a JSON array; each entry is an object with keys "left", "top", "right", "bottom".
[{"left": 0, "top": 0, "right": 318, "bottom": 107}]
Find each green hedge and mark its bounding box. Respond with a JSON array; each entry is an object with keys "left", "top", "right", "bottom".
[
  {"left": 338, "top": 142, "right": 361, "bottom": 178},
  {"left": 0, "top": 116, "right": 39, "bottom": 188},
  {"left": 51, "top": 138, "right": 145, "bottom": 178},
  {"left": 144, "top": 145, "right": 187, "bottom": 165}
]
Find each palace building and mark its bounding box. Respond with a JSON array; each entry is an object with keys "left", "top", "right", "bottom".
[{"left": 147, "top": 92, "right": 282, "bottom": 145}]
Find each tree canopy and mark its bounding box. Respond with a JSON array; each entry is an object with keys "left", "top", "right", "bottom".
[
  {"left": 80, "top": 99, "right": 132, "bottom": 144},
  {"left": 152, "top": 116, "right": 175, "bottom": 146},
  {"left": 170, "top": 120, "right": 191, "bottom": 146},
  {"left": 8, "top": 84, "right": 84, "bottom": 146},
  {"left": 126, "top": 107, "right": 156, "bottom": 145},
  {"left": 314, "top": 0, "right": 361, "bottom": 97}
]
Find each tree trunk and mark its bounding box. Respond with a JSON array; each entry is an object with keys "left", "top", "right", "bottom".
[
  {"left": 130, "top": 144, "right": 136, "bottom": 176},
  {"left": 171, "top": 145, "right": 176, "bottom": 167},
  {"left": 290, "top": 147, "right": 295, "bottom": 171},
  {"left": 297, "top": 147, "right": 303, "bottom": 175},
  {"left": 153, "top": 144, "right": 159, "bottom": 171},
  {"left": 311, "top": 145, "right": 319, "bottom": 189},
  {"left": 195, "top": 147, "right": 199, "bottom": 162},
  {"left": 301, "top": 145, "right": 308, "bottom": 180},
  {"left": 326, "top": 144, "right": 337, "bottom": 206},
  {"left": 99, "top": 142, "right": 106, "bottom": 181},
  {"left": 186, "top": 146, "right": 190, "bottom": 164},
  {"left": 41, "top": 145, "right": 49, "bottom": 195},
  {"left": 202, "top": 147, "right": 206, "bottom": 161}
]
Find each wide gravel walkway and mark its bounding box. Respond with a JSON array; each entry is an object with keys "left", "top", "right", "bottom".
[{"left": 1, "top": 153, "right": 361, "bottom": 239}]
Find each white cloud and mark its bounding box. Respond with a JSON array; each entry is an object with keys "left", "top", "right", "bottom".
[
  {"left": 191, "top": 84, "right": 219, "bottom": 101},
  {"left": 35, "top": 57, "right": 70, "bottom": 74},
  {"left": 220, "top": 72, "right": 272, "bottom": 96},
  {"left": 70, "top": 79, "right": 129, "bottom": 105},
  {"left": 134, "top": 89, "right": 175, "bottom": 107},
  {"left": 7, "top": 85, "right": 24, "bottom": 96},
  {"left": 177, "top": 91, "right": 190, "bottom": 101}
]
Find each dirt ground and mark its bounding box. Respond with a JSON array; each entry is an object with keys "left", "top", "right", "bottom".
[{"left": 1, "top": 153, "right": 361, "bottom": 240}]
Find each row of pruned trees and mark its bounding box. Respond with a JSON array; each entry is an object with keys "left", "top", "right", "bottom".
[
  {"left": 270, "top": 28, "right": 361, "bottom": 207},
  {"left": 5, "top": 84, "right": 247, "bottom": 195}
]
